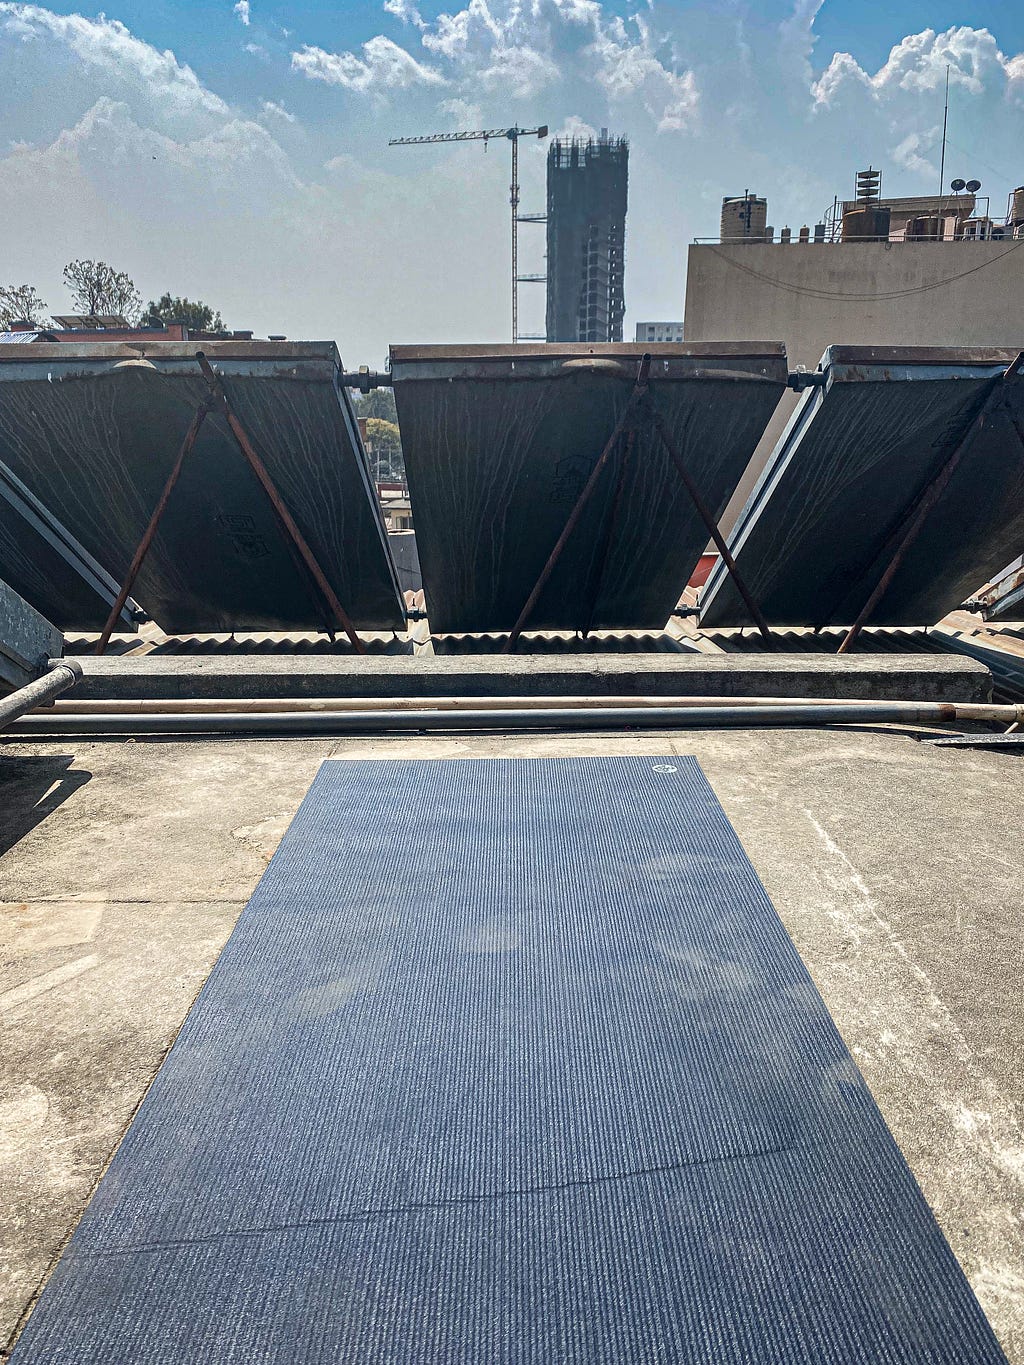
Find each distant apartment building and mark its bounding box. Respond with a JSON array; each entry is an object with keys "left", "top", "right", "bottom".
[
  {"left": 684, "top": 173, "right": 1024, "bottom": 525},
  {"left": 546, "top": 132, "right": 628, "bottom": 343},
  {"left": 635, "top": 322, "right": 684, "bottom": 343}
]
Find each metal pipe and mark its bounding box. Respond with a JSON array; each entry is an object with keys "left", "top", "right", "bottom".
[
  {"left": 42, "top": 695, "right": 1022, "bottom": 718},
  {"left": 10, "top": 700, "right": 1023, "bottom": 738},
  {"left": 0, "top": 661, "right": 83, "bottom": 730}
]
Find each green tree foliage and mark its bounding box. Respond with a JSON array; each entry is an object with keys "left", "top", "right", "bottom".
[
  {"left": 62, "top": 259, "right": 142, "bottom": 322},
  {"left": 0, "top": 284, "right": 48, "bottom": 328},
  {"left": 360, "top": 415, "right": 405, "bottom": 482},
  {"left": 141, "top": 293, "right": 225, "bottom": 332},
  {"left": 354, "top": 387, "right": 398, "bottom": 423}
]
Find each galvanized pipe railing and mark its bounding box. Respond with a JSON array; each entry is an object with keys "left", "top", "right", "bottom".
[
  {"left": 39, "top": 694, "right": 1022, "bottom": 718},
  {"left": 0, "top": 661, "right": 83, "bottom": 731},
  {"left": 9, "top": 698, "right": 1023, "bottom": 738}
]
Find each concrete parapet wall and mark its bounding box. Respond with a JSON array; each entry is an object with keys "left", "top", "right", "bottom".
[{"left": 67, "top": 653, "right": 992, "bottom": 703}]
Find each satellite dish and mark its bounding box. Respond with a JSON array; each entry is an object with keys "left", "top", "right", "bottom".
[
  {"left": 950, "top": 178, "right": 966, "bottom": 192},
  {"left": 966, "top": 179, "right": 982, "bottom": 193}
]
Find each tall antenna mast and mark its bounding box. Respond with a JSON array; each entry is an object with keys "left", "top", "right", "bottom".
[{"left": 938, "top": 63, "right": 950, "bottom": 200}]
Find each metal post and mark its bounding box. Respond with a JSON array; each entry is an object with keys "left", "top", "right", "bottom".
[
  {"left": 95, "top": 400, "right": 212, "bottom": 655},
  {"left": 503, "top": 355, "right": 651, "bottom": 653},
  {"left": 196, "top": 353, "right": 367, "bottom": 656},
  {"left": 838, "top": 352, "right": 1024, "bottom": 654},
  {"left": 647, "top": 406, "right": 775, "bottom": 648},
  {"left": 510, "top": 132, "right": 519, "bottom": 343}
]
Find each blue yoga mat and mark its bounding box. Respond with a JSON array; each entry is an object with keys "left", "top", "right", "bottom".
[{"left": 11, "top": 756, "right": 1007, "bottom": 1363}]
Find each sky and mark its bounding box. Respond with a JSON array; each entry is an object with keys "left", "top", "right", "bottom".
[{"left": 2, "top": 1, "right": 1024, "bottom": 364}]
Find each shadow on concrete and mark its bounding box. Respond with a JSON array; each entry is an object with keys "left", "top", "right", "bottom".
[{"left": 0, "top": 755, "right": 92, "bottom": 859}]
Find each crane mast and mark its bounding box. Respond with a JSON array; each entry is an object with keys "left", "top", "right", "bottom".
[{"left": 389, "top": 124, "right": 548, "bottom": 342}]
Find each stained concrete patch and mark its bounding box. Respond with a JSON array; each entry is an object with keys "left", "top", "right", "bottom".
[{"left": 0, "top": 731, "right": 1021, "bottom": 1361}]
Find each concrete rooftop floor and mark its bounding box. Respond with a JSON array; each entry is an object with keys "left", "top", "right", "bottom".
[{"left": 0, "top": 728, "right": 1022, "bottom": 1361}]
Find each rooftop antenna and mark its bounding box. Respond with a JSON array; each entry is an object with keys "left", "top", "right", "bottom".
[{"left": 938, "top": 63, "right": 950, "bottom": 201}]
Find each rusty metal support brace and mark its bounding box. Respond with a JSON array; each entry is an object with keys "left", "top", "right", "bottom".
[
  {"left": 95, "top": 399, "right": 213, "bottom": 655},
  {"left": 648, "top": 406, "right": 775, "bottom": 649},
  {"left": 581, "top": 427, "right": 636, "bottom": 640},
  {"left": 837, "top": 351, "right": 1024, "bottom": 655},
  {"left": 503, "top": 354, "right": 651, "bottom": 654},
  {"left": 196, "top": 352, "right": 367, "bottom": 656}
]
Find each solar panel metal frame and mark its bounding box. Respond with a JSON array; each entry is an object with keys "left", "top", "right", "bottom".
[
  {"left": 0, "top": 575, "right": 62, "bottom": 692},
  {"left": 0, "top": 342, "right": 405, "bottom": 634},
  {"left": 0, "top": 454, "right": 142, "bottom": 632},
  {"left": 390, "top": 343, "right": 788, "bottom": 634},
  {"left": 700, "top": 346, "right": 1024, "bottom": 629}
]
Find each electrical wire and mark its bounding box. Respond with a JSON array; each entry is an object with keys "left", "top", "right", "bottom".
[{"left": 703, "top": 236, "right": 1024, "bottom": 301}]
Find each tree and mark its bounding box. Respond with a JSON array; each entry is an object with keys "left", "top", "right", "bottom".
[
  {"left": 0, "top": 284, "right": 48, "bottom": 328},
  {"left": 141, "top": 292, "right": 225, "bottom": 332},
  {"left": 62, "top": 259, "right": 142, "bottom": 322},
  {"left": 361, "top": 417, "right": 405, "bottom": 482},
  {"left": 354, "top": 387, "right": 399, "bottom": 424}
]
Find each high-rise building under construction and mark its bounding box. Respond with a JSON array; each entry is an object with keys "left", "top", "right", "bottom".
[{"left": 545, "top": 132, "right": 628, "bottom": 343}]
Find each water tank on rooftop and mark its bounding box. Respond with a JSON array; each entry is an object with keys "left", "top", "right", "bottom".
[
  {"left": 906, "top": 215, "right": 942, "bottom": 241},
  {"left": 1011, "top": 187, "right": 1024, "bottom": 227},
  {"left": 841, "top": 206, "right": 891, "bottom": 242},
  {"left": 720, "top": 193, "right": 768, "bottom": 243}
]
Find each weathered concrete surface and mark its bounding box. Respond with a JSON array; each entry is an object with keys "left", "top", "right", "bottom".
[
  {"left": 0, "top": 730, "right": 1021, "bottom": 1361},
  {"left": 66, "top": 651, "right": 993, "bottom": 702}
]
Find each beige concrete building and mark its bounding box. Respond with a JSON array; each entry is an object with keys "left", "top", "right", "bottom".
[{"left": 683, "top": 236, "right": 1024, "bottom": 526}]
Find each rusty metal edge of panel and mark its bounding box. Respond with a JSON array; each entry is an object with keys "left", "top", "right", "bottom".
[
  {"left": 390, "top": 346, "right": 790, "bottom": 387},
  {"left": 0, "top": 341, "right": 342, "bottom": 366},
  {"left": 390, "top": 341, "right": 787, "bottom": 361},
  {"left": 824, "top": 344, "right": 1023, "bottom": 368}
]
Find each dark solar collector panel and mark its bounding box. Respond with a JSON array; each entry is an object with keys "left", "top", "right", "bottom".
[
  {"left": 0, "top": 343, "right": 404, "bottom": 633},
  {"left": 8, "top": 756, "right": 1007, "bottom": 1364},
  {"left": 0, "top": 455, "right": 141, "bottom": 631},
  {"left": 391, "top": 343, "right": 788, "bottom": 633},
  {"left": 700, "top": 346, "right": 1024, "bottom": 628}
]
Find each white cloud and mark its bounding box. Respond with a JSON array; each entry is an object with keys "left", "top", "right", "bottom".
[
  {"left": 234, "top": 0, "right": 250, "bottom": 27},
  {"left": 0, "top": 3, "right": 228, "bottom": 120},
  {"left": 891, "top": 128, "right": 939, "bottom": 178},
  {"left": 291, "top": 35, "right": 446, "bottom": 92},
  {"left": 556, "top": 113, "right": 598, "bottom": 140},
  {"left": 437, "top": 96, "right": 482, "bottom": 126},
  {"left": 383, "top": 0, "right": 425, "bottom": 29},
  {"left": 812, "top": 26, "right": 1022, "bottom": 106},
  {"left": 260, "top": 99, "right": 295, "bottom": 123},
  {"left": 589, "top": 14, "right": 699, "bottom": 132},
  {"left": 477, "top": 43, "right": 559, "bottom": 97},
  {"left": 296, "top": 0, "right": 699, "bottom": 133}
]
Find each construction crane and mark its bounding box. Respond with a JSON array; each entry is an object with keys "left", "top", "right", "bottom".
[{"left": 389, "top": 125, "right": 549, "bottom": 342}]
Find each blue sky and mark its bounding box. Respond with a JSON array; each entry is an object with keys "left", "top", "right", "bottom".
[{"left": 2, "top": 1, "right": 1024, "bottom": 361}]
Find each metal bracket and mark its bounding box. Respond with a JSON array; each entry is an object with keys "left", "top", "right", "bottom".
[{"left": 340, "top": 367, "right": 393, "bottom": 392}]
